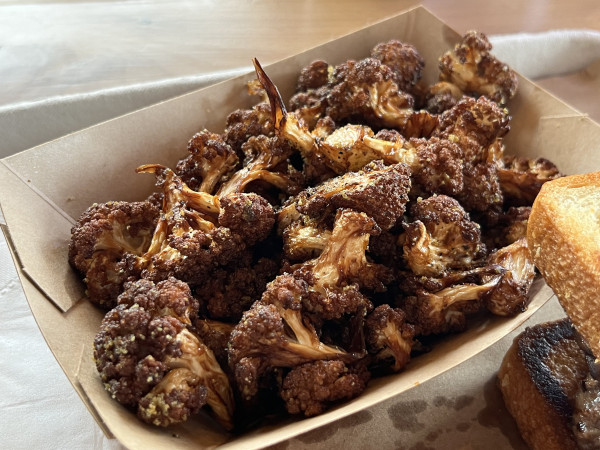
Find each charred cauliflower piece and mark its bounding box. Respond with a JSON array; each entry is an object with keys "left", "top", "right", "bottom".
[
  {"left": 227, "top": 301, "right": 358, "bottom": 403},
  {"left": 293, "top": 160, "right": 411, "bottom": 231},
  {"left": 282, "top": 218, "right": 332, "bottom": 262},
  {"left": 228, "top": 209, "right": 388, "bottom": 404},
  {"left": 69, "top": 200, "right": 159, "bottom": 308},
  {"left": 217, "top": 134, "right": 304, "bottom": 199},
  {"left": 291, "top": 209, "right": 392, "bottom": 316},
  {"left": 223, "top": 101, "right": 274, "bottom": 154},
  {"left": 135, "top": 164, "right": 275, "bottom": 284},
  {"left": 370, "top": 39, "right": 425, "bottom": 96},
  {"left": 433, "top": 95, "right": 510, "bottom": 165},
  {"left": 432, "top": 96, "right": 509, "bottom": 215},
  {"left": 483, "top": 237, "right": 535, "bottom": 316},
  {"left": 176, "top": 130, "right": 239, "bottom": 193},
  {"left": 498, "top": 155, "right": 563, "bottom": 206},
  {"left": 254, "top": 58, "right": 430, "bottom": 177},
  {"left": 289, "top": 60, "right": 333, "bottom": 129},
  {"left": 194, "top": 255, "right": 280, "bottom": 322},
  {"left": 365, "top": 304, "right": 415, "bottom": 373},
  {"left": 326, "top": 57, "right": 414, "bottom": 129},
  {"left": 93, "top": 278, "right": 235, "bottom": 429},
  {"left": 438, "top": 30, "right": 518, "bottom": 105},
  {"left": 403, "top": 195, "right": 486, "bottom": 277},
  {"left": 370, "top": 130, "right": 465, "bottom": 197},
  {"left": 280, "top": 360, "right": 370, "bottom": 417},
  {"left": 403, "top": 275, "right": 501, "bottom": 336}
]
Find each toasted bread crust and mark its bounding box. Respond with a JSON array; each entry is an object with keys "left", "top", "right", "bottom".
[
  {"left": 498, "top": 319, "right": 587, "bottom": 450},
  {"left": 527, "top": 172, "right": 600, "bottom": 358}
]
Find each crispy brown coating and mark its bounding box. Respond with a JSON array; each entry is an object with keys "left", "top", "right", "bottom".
[
  {"left": 365, "top": 304, "right": 415, "bottom": 372},
  {"left": 218, "top": 192, "right": 276, "bottom": 245},
  {"left": 326, "top": 57, "right": 414, "bottom": 128},
  {"left": 69, "top": 200, "right": 159, "bottom": 308},
  {"left": 195, "top": 256, "right": 280, "bottom": 321},
  {"left": 295, "top": 160, "right": 411, "bottom": 231},
  {"left": 403, "top": 195, "right": 486, "bottom": 277},
  {"left": 94, "top": 277, "right": 235, "bottom": 429},
  {"left": 499, "top": 155, "right": 563, "bottom": 207},
  {"left": 439, "top": 31, "right": 518, "bottom": 105},
  {"left": 457, "top": 161, "right": 504, "bottom": 216},
  {"left": 176, "top": 130, "right": 239, "bottom": 193},
  {"left": 371, "top": 39, "right": 425, "bottom": 95},
  {"left": 117, "top": 277, "right": 199, "bottom": 324},
  {"left": 374, "top": 130, "right": 465, "bottom": 197},
  {"left": 280, "top": 360, "right": 370, "bottom": 417},
  {"left": 224, "top": 102, "right": 274, "bottom": 153},
  {"left": 434, "top": 96, "right": 510, "bottom": 165},
  {"left": 296, "top": 60, "right": 331, "bottom": 91}
]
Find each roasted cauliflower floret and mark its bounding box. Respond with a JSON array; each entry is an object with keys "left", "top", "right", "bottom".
[
  {"left": 224, "top": 102, "right": 274, "bottom": 153},
  {"left": 194, "top": 256, "right": 280, "bottom": 322},
  {"left": 438, "top": 30, "right": 518, "bottom": 105},
  {"left": 403, "top": 195, "right": 486, "bottom": 277},
  {"left": 176, "top": 130, "right": 239, "bottom": 193},
  {"left": 365, "top": 304, "right": 415, "bottom": 373},
  {"left": 483, "top": 237, "right": 535, "bottom": 316},
  {"left": 227, "top": 301, "right": 358, "bottom": 403},
  {"left": 498, "top": 155, "right": 563, "bottom": 206},
  {"left": 296, "top": 60, "right": 332, "bottom": 91},
  {"left": 371, "top": 39, "right": 425, "bottom": 96},
  {"left": 282, "top": 218, "right": 331, "bottom": 262},
  {"left": 403, "top": 276, "right": 501, "bottom": 336},
  {"left": 290, "top": 209, "right": 391, "bottom": 316},
  {"left": 135, "top": 164, "right": 275, "bottom": 284},
  {"left": 433, "top": 95, "right": 510, "bottom": 165},
  {"left": 326, "top": 57, "right": 414, "bottom": 129},
  {"left": 371, "top": 130, "right": 465, "bottom": 197},
  {"left": 216, "top": 134, "right": 304, "bottom": 199},
  {"left": 292, "top": 160, "right": 411, "bottom": 231},
  {"left": 93, "top": 278, "right": 235, "bottom": 429},
  {"left": 69, "top": 200, "right": 159, "bottom": 308},
  {"left": 279, "top": 360, "right": 370, "bottom": 417}
]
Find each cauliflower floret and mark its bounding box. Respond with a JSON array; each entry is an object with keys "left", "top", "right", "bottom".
[
  {"left": 365, "top": 304, "right": 415, "bottom": 373},
  {"left": 194, "top": 256, "right": 280, "bottom": 321},
  {"left": 175, "top": 130, "right": 239, "bottom": 194},
  {"left": 483, "top": 237, "right": 536, "bottom": 316},
  {"left": 292, "top": 160, "right": 411, "bottom": 231},
  {"left": 135, "top": 164, "right": 275, "bottom": 285},
  {"left": 498, "top": 155, "right": 563, "bottom": 206},
  {"left": 370, "top": 39, "right": 425, "bottom": 96},
  {"left": 216, "top": 134, "right": 304, "bottom": 199},
  {"left": 403, "top": 195, "right": 486, "bottom": 277},
  {"left": 68, "top": 200, "right": 159, "bottom": 308},
  {"left": 93, "top": 278, "right": 235, "bottom": 429},
  {"left": 280, "top": 360, "right": 370, "bottom": 417},
  {"left": 326, "top": 57, "right": 415, "bottom": 129},
  {"left": 438, "top": 30, "right": 518, "bottom": 105},
  {"left": 224, "top": 102, "right": 274, "bottom": 154},
  {"left": 227, "top": 301, "right": 358, "bottom": 403}
]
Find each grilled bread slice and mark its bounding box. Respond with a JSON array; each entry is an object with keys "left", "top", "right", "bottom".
[
  {"left": 498, "top": 319, "right": 588, "bottom": 450},
  {"left": 527, "top": 172, "right": 600, "bottom": 358}
]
